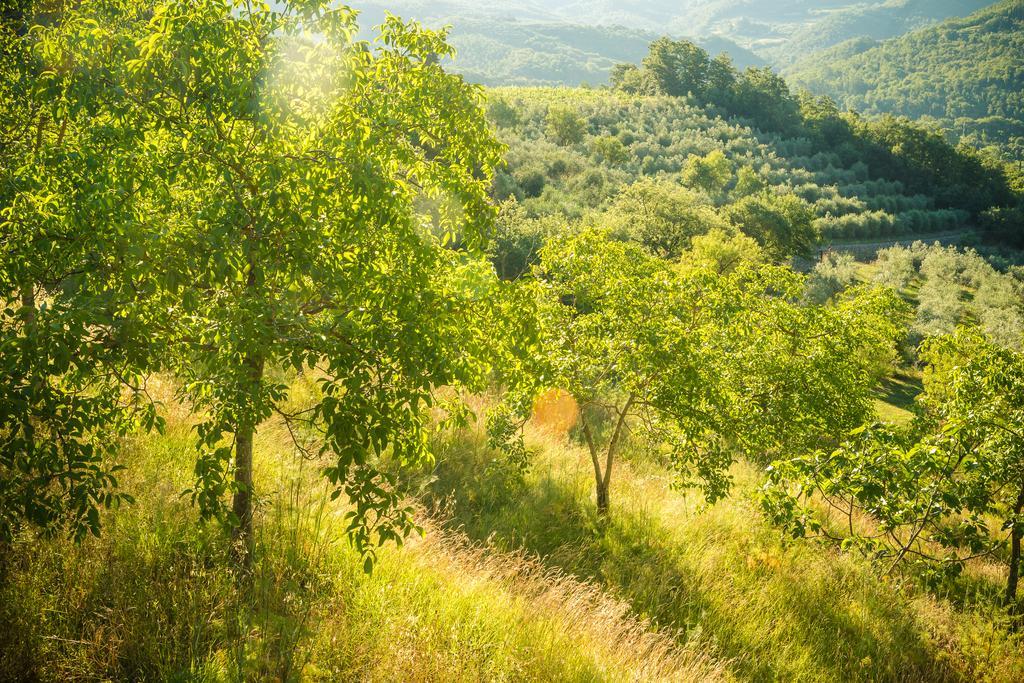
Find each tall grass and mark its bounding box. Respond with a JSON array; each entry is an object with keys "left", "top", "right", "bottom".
[
  {"left": 422, "top": 420, "right": 1024, "bottom": 682},
  {"left": 0, "top": 387, "right": 725, "bottom": 682}
]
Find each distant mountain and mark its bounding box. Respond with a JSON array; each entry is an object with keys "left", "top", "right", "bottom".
[
  {"left": 350, "top": 3, "right": 765, "bottom": 87},
  {"left": 349, "top": 1, "right": 998, "bottom": 74},
  {"left": 785, "top": 0, "right": 1024, "bottom": 149}
]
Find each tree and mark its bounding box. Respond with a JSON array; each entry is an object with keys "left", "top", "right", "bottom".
[
  {"left": 721, "top": 280, "right": 908, "bottom": 462},
  {"left": 606, "top": 178, "right": 730, "bottom": 259},
  {"left": 764, "top": 327, "right": 1024, "bottom": 606},
  {"left": 129, "top": 1, "right": 513, "bottom": 562},
  {"left": 731, "top": 67, "right": 802, "bottom": 134},
  {"left": 5, "top": 0, "right": 515, "bottom": 565},
  {"left": 487, "top": 96, "right": 520, "bottom": 129},
  {"left": 640, "top": 38, "right": 711, "bottom": 99},
  {"left": 682, "top": 150, "right": 733, "bottom": 200},
  {"left": 609, "top": 62, "right": 653, "bottom": 94},
  {"left": 590, "top": 135, "right": 629, "bottom": 166},
  {"left": 1, "top": 0, "right": 155, "bottom": 544},
  {"left": 687, "top": 228, "right": 764, "bottom": 275},
  {"left": 545, "top": 105, "right": 586, "bottom": 146},
  {"left": 532, "top": 230, "right": 902, "bottom": 515},
  {"left": 534, "top": 230, "right": 733, "bottom": 515},
  {"left": 726, "top": 191, "right": 819, "bottom": 261}
]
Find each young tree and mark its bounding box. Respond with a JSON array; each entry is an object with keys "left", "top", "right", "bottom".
[
  {"left": 532, "top": 230, "right": 903, "bottom": 515},
  {"left": 146, "top": 1, "right": 506, "bottom": 560},
  {"left": 535, "top": 230, "right": 733, "bottom": 514},
  {"left": 763, "top": 327, "right": 1024, "bottom": 606},
  {"left": 682, "top": 150, "right": 733, "bottom": 201}
]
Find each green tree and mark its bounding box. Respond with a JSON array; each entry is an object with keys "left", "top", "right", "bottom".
[
  {"left": 121, "top": 1, "right": 510, "bottom": 562},
  {"left": 687, "top": 228, "right": 764, "bottom": 274},
  {"left": 3, "top": 0, "right": 515, "bottom": 564},
  {"left": 640, "top": 38, "right": 711, "bottom": 99},
  {"left": 764, "top": 326, "right": 1024, "bottom": 606},
  {"left": 727, "top": 191, "right": 819, "bottom": 261},
  {"left": 732, "top": 67, "right": 802, "bottom": 134},
  {"left": 545, "top": 105, "right": 586, "bottom": 146},
  {"left": 590, "top": 135, "right": 629, "bottom": 166}
]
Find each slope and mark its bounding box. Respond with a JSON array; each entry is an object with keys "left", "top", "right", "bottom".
[
  {"left": 785, "top": 0, "right": 1024, "bottom": 149},
  {"left": 0, "top": 378, "right": 725, "bottom": 681}
]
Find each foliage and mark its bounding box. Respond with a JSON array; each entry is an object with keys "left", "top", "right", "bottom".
[
  {"left": 870, "top": 242, "right": 1024, "bottom": 350},
  {"left": 1, "top": 0, "right": 523, "bottom": 564},
  {"left": 530, "top": 229, "right": 904, "bottom": 513},
  {"left": 804, "top": 251, "right": 858, "bottom": 304},
  {"left": 719, "top": 274, "right": 909, "bottom": 462},
  {"left": 764, "top": 327, "right": 1024, "bottom": 603},
  {"left": 487, "top": 78, "right": 1016, "bottom": 253}
]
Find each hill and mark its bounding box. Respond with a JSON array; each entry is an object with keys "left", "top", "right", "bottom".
[
  {"left": 769, "top": 0, "right": 993, "bottom": 66},
  {"left": 785, "top": 0, "right": 1024, "bottom": 151},
  {"left": 349, "top": 2, "right": 765, "bottom": 86},
  {"left": 347, "top": 0, "right": 994, "bottom": 83}
]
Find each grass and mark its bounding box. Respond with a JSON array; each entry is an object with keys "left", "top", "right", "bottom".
[
  {"left": 3, "top": 379, "right": 1022, "bottom": 681},
  {"left": 422, "top": 419, "right": 1024, "bottom": 682},
  {"left": 873, "top": 368, "right": 923, "bottom": 425},
  {"left": 0, "top": 385, "right": 724, "bottom": 682}
]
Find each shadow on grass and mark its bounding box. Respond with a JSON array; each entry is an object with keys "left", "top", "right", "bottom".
[
  {"left": 875, "top": 370, "right": 923, "bottom": 414},
  {"left": 423, "top": 429, "right": 965, "bottom": 682}
]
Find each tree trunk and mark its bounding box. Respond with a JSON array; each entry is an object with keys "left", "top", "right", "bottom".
[
  {"left": 1005, "top": 485, "right": 1024, "bottom": 607},
  {"left": 596, "top": 481, "right": 610, "bottom": 516},
  {"left": 230, "top": 352, "right": 264, "bottom": 565}
]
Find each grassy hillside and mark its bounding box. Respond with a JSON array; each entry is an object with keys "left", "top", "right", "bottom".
[
  {"left": 5, "top": 379, "right": 1022, "bottom": 681},
  {"left": 786, "top": 0, "right": 1024, "bottom": 150},
  {"left": 0, "top": 381, "right": 723, "bottom": 682}
]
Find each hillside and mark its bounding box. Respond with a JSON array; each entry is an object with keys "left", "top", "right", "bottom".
[
  {"left": 5, "top": 3, "right": 1024, "bottom": 682},
  {"left": 785, "top": 0, "right": 1024, "bottom": 150},
  {"left": 4, "top": 380, "right": 1023, "bottom": 681},
  {"left": 486, "top": 78, "right": 1020, "bottom": 255},
  {"left": 346, "top": 0, "right": 994, "bottom": 84}
]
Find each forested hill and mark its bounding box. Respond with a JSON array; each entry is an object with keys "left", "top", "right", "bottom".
[
  {"left": 785, "top": 0, "right": 1024, "bottom": 152},
  {"left": 345, "top": 1, "right": 992, "bottom": 85},
  {"left": 767, "top": 0, "right": 993, "bottom": 66},
  {"left": 348, "top": 6, "right": 763, "bottom": 86}
]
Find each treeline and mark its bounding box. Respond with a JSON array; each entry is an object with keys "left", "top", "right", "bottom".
[{"left": 607, "top": 37, "right": 1018, "bottom": 216}]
